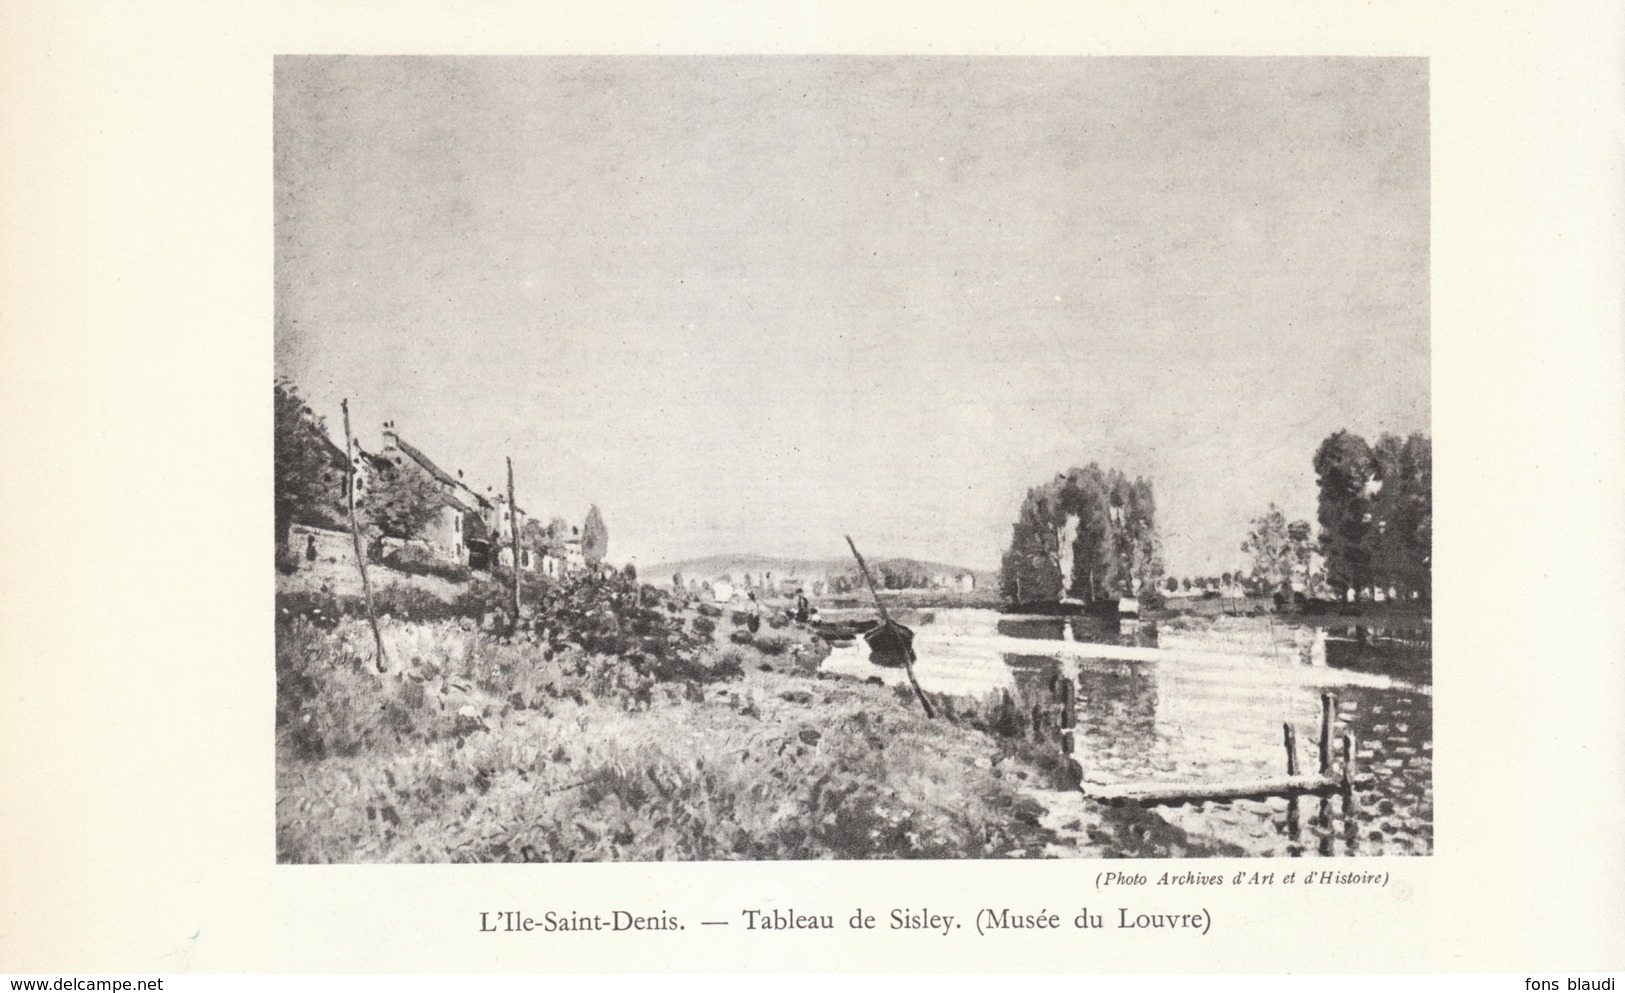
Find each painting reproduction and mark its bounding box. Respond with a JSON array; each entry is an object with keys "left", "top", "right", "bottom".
[{"left": 274, "top": 56, "right": 1430, "bottom": 863}]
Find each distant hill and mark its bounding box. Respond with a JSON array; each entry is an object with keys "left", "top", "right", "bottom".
[{"left": 649, "top": 552, "right": 997, "bottom": 593}]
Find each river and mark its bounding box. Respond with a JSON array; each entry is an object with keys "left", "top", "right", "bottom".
[{"left": 819, "top": 607, "right": 1433, "bottom": 857}]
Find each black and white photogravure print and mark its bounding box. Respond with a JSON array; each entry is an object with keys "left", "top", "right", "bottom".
[{"left": 274, "top": 56, "right": 1430, "bottom": 864}]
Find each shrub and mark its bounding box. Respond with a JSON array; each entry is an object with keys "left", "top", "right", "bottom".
[
  {"left": 707, "top": 648, "right": 746, "bottom": 680},
  {"left": 691, "top": 616, "right": 717, "bottom": 637},
  {"left": 755, "top": 635, "right": 792, "bottom": 656},
  {"left": 373, "top": 585, "right": 467, "bottom": 622},
  {"left": 276, "top": 588, "right": 344, "bottom": 628},
  {"left": 728, "top": 629, "right": 755, "bottom": 646},
  {"left": 381, "top": 544, "right": 472, "bottom": 584},
  {"left": 696, "top": 603, "right": 723, "bottom": 618}
]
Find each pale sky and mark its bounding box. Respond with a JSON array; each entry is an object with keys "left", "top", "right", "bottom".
[{"left": 275, "top": 56, "right": 1428, "bottom": 575}]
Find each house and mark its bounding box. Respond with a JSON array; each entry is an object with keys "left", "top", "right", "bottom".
[
  {"left": 487, "top": 490, "right": 530, "bottom": 571},
  {"left": 956, "top": 573, "right": 976, "bottom": 593},
  {"left": 377, "top": 427, "right": 491, "bottom": 567}
]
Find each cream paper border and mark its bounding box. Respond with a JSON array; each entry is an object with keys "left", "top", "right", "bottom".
[{"left": 1, "top": 0, "right": 1622, "bottom": 975}]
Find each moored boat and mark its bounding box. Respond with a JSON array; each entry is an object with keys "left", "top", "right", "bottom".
[{"left": 862, "top": 618, "right": 916, "bottom": 668}]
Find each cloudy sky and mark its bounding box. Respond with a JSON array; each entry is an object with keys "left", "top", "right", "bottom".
[{"left": 275, "top": 56, "right": 1428, "bottom": 575}]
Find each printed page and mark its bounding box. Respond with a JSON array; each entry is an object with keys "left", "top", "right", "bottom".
[{"left": 0, "top": 0, "right": 1621, "bottom": 977}]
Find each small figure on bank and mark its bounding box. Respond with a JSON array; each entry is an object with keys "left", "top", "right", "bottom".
[
  {"left": 745, "top": 592, "right": 761, "bottom": 634},
  {"left": 305, "top": 534, "right": 318, "bottom": 562},
  {"left": 793, "top": 587, "right": 810, "bottom": 624}
]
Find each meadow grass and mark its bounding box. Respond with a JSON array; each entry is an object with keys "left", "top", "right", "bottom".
[{"left": 276, "top": 576, "right": 1233, "bottom": 862}]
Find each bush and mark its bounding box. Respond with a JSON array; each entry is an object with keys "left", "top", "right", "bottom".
[
  {"left": 696, "top": 603, "right": 723, "bottom": 618},
  {"left": 755, "top": 635, "right": 792, "bottom": 656},
  {"left": 707, "top": 648, "right": 746, "bottom": 680},
  {"left": 373, "top": 585, "right": 469, "bottom": 622},
  {"left": 381, "top": 544, "right": 472, "bottom": 584},
  {"left": 728, "top": 629, "right": 755, "bottom": 646},
  {"left": 691, "top": 616, "right": 717, "bottom": 637}
]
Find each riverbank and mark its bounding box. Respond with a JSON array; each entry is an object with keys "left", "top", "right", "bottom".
[{"left": 275, "top": 577, "right": 1241, "bottom": 862}]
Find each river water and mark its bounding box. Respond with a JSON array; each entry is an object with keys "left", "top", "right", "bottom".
[{"left": 820, "top": 607, "right": 1432, "bottom": 857}]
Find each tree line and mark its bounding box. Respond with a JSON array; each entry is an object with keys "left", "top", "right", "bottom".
[
  {"left": 1309, "top": 429, "right": 1430, "bottom": 599},
  {"left": 997, "top": 429, "right": 1430, "bottom": 608},
  {"left": 999, "top": 464, "right": 1163, "bottom": 604},
  {"left": 1238, "top": 430, "right": 1431, "bottom": 601}
]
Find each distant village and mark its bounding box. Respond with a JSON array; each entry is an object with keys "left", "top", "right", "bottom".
[{"left": 678, "top": 565, "right": 978, "bottom": 604}]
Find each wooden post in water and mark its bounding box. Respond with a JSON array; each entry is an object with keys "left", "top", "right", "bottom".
[
  {"left": 340, "top": 399, "right": 387, "bottom": 673},
  {"left": 1318, "top": 692, "right": 1336, "bottom": 774},
  {"left": 1340, "top": 732, "right": 1359, "bottom": 853},
  {"left": 1282, "top": 722, "right": 1300, "bottom": 776},
  {"left": 1059, "top": 678, "right": 1076, "bottom": 756},
  {"left": 507, "top": 456, "right": 521, "bottom": 634}
]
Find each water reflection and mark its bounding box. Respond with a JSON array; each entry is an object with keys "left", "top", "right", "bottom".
[
  {"left": 819, "top": 607, "right": 1432, "bottom": 856},
  {"left": 996, "top": 614, "right": 1159, "bottom": 647}
]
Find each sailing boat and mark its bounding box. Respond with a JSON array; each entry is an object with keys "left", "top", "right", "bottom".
[{"left": 844, "top": 536, "right": 935, "bottom": 718}]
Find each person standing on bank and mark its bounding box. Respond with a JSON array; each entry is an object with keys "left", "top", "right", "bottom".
[
  {"left": 793, "top": 588, "right": 810, "bottom": 624},
  {"left": 745, "top": 592, "right": 761, "bottom": 634}
]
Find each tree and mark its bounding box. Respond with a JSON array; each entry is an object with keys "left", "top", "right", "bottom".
[
  {"left": 1063, "top": 465, "right": 1114, "bottom": 600},
  {"left": 1368, "top": 432, "right": 1432, "bottom": 598},
  {"left": 273, "top": 380, "right": 348, "bottom": 550},
  {"left": 623, "top": 562, "right": 638, "bottom": 581},
  {"left": 582, "top": 505, "right": 608, "bottom": 565},
  {"left": 1000, "top": 463, "right": 1163, "bottom": 603},
  {"left": 1314, "top": 430, "right": 1376, "bottom": 596},
  {"left": 1313, "top": 429, "right": 1430, "bottom": 599},
  {"left": 1241, "top": 504, "right": 1316, "bottom": 594},
  {"left": 359, "top": 456, "right": 447, "bottom": 544},
  {"left": 1000, "top": 484, "right": 1067, "bottom": 603}
]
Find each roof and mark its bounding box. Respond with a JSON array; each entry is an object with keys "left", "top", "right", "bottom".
[
  {"left": 354, "top": 447, "right": 393, "bottom": 473},
  {"left": 307, "top": 422, "right": 350, "bottom": 468},
  {"left": 390, "top": 435, "right": 459, "bottom": 489}
]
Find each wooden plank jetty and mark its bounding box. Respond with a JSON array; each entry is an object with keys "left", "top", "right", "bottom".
[
  {"left": 1081, "top": 772, "right": 1350, "bottom": 807},
  {"left": 1078, "top": 692, "right": 1371, "bottom": 808}
]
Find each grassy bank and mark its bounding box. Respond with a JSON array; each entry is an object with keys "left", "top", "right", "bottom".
[{"left": 276, "top": 575, "right": 1234, "bottom": 861}]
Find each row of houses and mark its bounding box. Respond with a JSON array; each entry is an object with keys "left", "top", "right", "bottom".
[{"left": 284, "top": 418, "right": 588, "bottom": 581}]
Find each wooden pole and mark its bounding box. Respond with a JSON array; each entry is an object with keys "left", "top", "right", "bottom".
[
  {"left": 1059, "top": 678, "right": 1076, "bottom": 755},
  {"left": 845, "top": 535, "right": 935, "bottom": 719},
  {"left": 1282, "top": 722, "right": 1300, "bottom": 776},
  {"left": 1318, "top": 691, "right": 1336, "bottom": 774},
  {"left": 1340, "top": 732, "right": 1359, "bottom": 854},
  {"left": 844, "top": 535, "right": 891, "bottom": 624},
  {"left": 507, "top": 456, "right": 521, "bottom": 633},
  {"left": 340, "top": 399, "right": 387, "bottom": 673}
]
